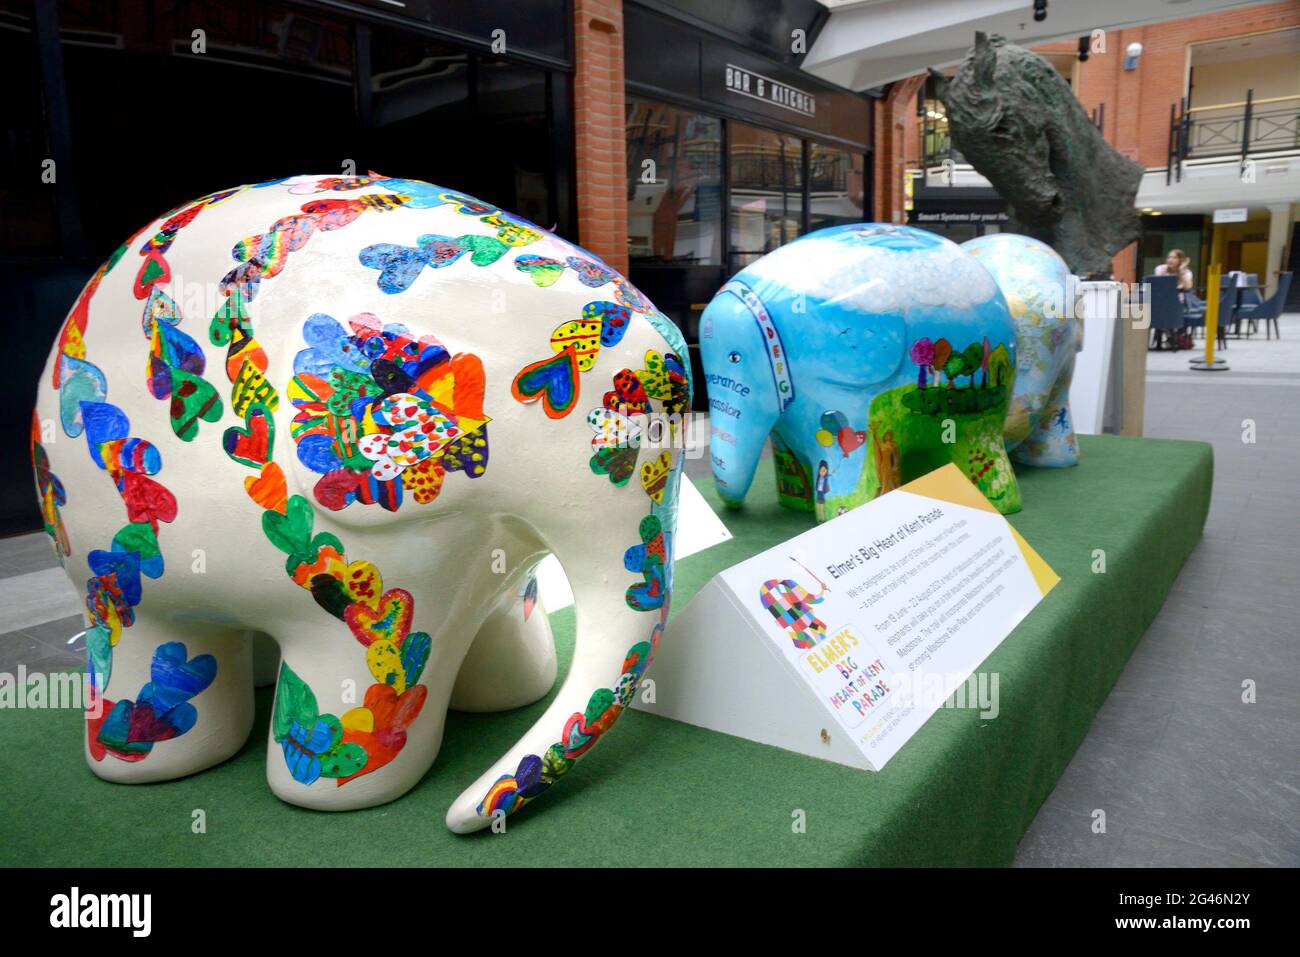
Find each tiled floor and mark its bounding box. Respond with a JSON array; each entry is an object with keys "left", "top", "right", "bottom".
[
  {"left": 4, "top": 316, "right": 1296, "bottom": 866},
  {"left": 1013, "top": 314, "right": 1300, "bottom": 866}
]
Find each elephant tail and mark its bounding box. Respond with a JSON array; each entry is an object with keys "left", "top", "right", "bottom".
[{"left": 444, "top": 453, "right": 685, "bottom": 834}]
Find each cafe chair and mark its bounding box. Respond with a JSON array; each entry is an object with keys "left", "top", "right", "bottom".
[{"left": 1232, "top": 272, "right": 1292, "bottom": 341}]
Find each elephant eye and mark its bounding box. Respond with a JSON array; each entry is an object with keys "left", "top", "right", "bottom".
[{"left": 728, "top": 351, "right": 742, "bottom": 363}]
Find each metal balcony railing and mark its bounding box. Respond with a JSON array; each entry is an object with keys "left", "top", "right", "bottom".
[{"left": 1168, "top": 91, "right": 1300, "bottom": 184}]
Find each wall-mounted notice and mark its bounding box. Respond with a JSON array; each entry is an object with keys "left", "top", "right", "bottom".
[{"left": 714, "top": 464, "right": 1059, "bottom": 769}]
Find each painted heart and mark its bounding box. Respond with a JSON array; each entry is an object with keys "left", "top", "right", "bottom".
[
  {"left": 441, "top": 428, "right": 488, "bottom": 479},
  {"left": 86, "top": 625, "right": 112, "bottom": 692},
  {"left": 515, "top": 254, "right": 566, "bottom": 287},
  {"left": 366, "top": 639, "right": 405, "bottom": 692},
  {"left": 87, "top": 549, "right": 143, "bottom": 607},
  {"left": 226, "top": 329, "right": 268, "bottom": 384},
  {"left": 549, "top": 319, "right": 603, "bottom": 372},
  {"left": 342, "top": 560, "right": 383, "bottom": 608},
  {"left": 209, "top": 293, "right": 253, "bottom": 347},
  {"left": 561, "top": 712, "right": 596, "bottom": 757},
  {"left": 290, "top": 544, "right": 346, "bottom": 591},
  {"left": 132, "top": 250, "right": 171, "bottom": 299},
  {"left": 312, "top": 468, "right": 362, "bottom": 511},
  {"left": 583, "top": 300, "right": 631, "bottom": 347},
  {"left": 838, "top": 426, "right": 867, "bottom": 456},
  {"left": 639, "top": 451, "right": 673, "bottom": 503},
  {"left": 401, "top": 631, "right": 431, "bottom": 688},
  {"left": 566, "top": 255, "right": 616, "bottom": 288},
  {"left": 338, "top": 684, "right": 428, "bottom": 784},
  {"left": 604, "top": 368, "right": 648, "bottom": 414},
  {"left": 262, "top": 495, "right": 315, "bottom": 558},
  {"left": 626, "top": 562, "right": 667, "bottom": 612},
  {"left": 511, "top": 348, "right": 580, "bottom": 420},
  {"left": 145, "top": 641, "right": 218, "bottom": 712},
  {"left": 168, "top": 368, "right": 223, "bottom": 441},
  {"left": 455, "top": 234, "right": 509, "bottom": 267},
  {"left": 222, "top": 404, "right": 275, "bottom": 467},
  {"left": 58, "top": 356, "right": 108, "bottom": 437},
  {"left": 82, "top": 400, "right": 129, "bottom": 452},
  {"left": 587, "top": 408, "right": 641, "bottom": 449},
  {"left": 120, "top": 471, "right": 178, "bottom": 528},
  {"left": 231, "top": 357, "right": 278, "bottom": 416},
  {"left": 344, "top": 588, "right": 414, "bottom": 647},
  {"left": 437, "top": 192, "right": 496, "bottom": 216},
  {"left": 481, "top": 215, "right": 541, "bottom": 247},
  {"left": 310, "top": 573, "right": 353, "bottom": 620},
  {"left": 358, "top": 241, "right": 436, "bottom": 294},
  {"left": 403, "top": 457, "right": 445, "bottom": 504},
  {"left": 612, "top": 276, "right": 651, "bottom": 312},
  {"left": 590, "top": 446, "right": 638, "bottom": 487},
  {"left": 300, "top": 198, "right": 364, "bottom": 231},
  {"left": 245, "top": 461, "right": 288, "bottom": 513}
]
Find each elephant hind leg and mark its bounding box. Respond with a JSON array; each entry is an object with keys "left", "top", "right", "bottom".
[
  {"left": 85, "top": 616, "right": 254, "bottom": 784},
  {"left": 1012, "top": 372, "right": 1079, "bottom": 468},
  {"left": 450, "top": 568, "right": 557, "bottom": 713}
]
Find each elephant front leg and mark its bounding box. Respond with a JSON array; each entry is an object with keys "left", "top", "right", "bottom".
[
  {"left": 450, "top": 571, "right": 557, "bottom": 713},
  {"left": 84, "top": 614, "right": 254, "bottom": 784},
  {"left": 1012, "top": 371, "right": 1079, "bottom": 468},
  {"left": 264, "top": 603, "right": 460, "bottom": 812}
]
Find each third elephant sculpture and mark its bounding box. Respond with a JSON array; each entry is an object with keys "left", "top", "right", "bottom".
[
  {"left": 700, "top": 223, "right": 1022, "bottom": 520},
  {"left": 962, "top": 233, "right": 1082, "bottom": 467}
]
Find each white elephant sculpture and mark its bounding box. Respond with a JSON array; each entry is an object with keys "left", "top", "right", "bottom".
[{"left": 31, "top": 174, "right": 689, "bottom": 832}]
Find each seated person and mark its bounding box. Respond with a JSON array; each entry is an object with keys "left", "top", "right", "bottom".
[{"left": 1154, "top": 249, "right": 1194, "bottom": 302}]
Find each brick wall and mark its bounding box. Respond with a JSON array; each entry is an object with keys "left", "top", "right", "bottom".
[
  {"left": 573, "top": 0, "right": 628, "bottom": 274},
  {"left": 1035, "top": 1, "right": 1300, "bottom": 169},
  {"left": 872, "top": 75, "right": 926, "bottom": 223}
]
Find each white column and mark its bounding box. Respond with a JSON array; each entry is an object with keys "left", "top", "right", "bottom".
[{"left": 1265, "top": 203, "right": 1293, "bottom": 298}]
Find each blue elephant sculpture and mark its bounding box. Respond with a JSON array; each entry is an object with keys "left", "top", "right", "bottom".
[
  {"left": 962, "top": 233, "right": 1082, "bottom": 467},
  {"left": 700, "top": 223, "right": 1022, "bottom": 519}
]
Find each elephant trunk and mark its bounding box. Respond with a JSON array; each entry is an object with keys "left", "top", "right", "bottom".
[{"left": 698, "top": 283, "right": 785, "bottom": 509}]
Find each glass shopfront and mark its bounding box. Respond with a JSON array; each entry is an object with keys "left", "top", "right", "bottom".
[
  {"left": 0, "top": 0, "right": 573, "bottom": 534},
  {"left": 623, "top": 2, "right": 873, "bottom": 410}
]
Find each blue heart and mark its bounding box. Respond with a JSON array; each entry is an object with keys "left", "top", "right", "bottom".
[
  {"left": 88, "top": 549, "right": 143, "bottom": 607},
  {"left": 142, "top": 641, "right": 217, "bottom": 713},
  {"left": 81, "top": 401, "right": 129, "bottom": 468},
  {"left": 58, "top": 356, "right": 108, "bottom": 437}
]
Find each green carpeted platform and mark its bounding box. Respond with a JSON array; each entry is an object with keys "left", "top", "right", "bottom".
[{"left": 0, "top": 434, "right": 1211, "bottom": 867}]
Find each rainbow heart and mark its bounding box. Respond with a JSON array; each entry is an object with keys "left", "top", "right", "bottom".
[
  {"left": 511, "top": 348, "right": 580, "bottom": 419},
  {"left": 344, "top": 588, "right": 414, "bottom": 647}
]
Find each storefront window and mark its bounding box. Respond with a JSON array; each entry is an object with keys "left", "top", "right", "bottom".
[
  {"left": 728, "top": 122, "right": 803, "bottom": 271},
  {"left": 57, "top": 0, "right": 357, "bottom": 257},
  {"left": 366, "top": 35, "right": 553, "bottom": 229},
  {"left": 807, "top": 144, "right": 864, "bottom": 232},
  {"left": 1, "top": 0, "right": 58, "bottom": 255},
  {"left": 626, "top": 100, "right": 723, "bottom": 265}
]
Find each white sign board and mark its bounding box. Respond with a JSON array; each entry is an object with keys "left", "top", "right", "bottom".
[
  {"left": 1069, "top": 280, "right": 1120, "bottom": 435},
  {"left": 1212, "top": 207, "right": 1248, "bottom": 223},
  {"left": 643, "top": 466, "right": 1057, "bottom": 770}
]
